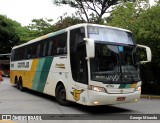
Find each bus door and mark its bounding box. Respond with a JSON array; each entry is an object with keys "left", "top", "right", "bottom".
[{"left": 70, "top": 27, "right": 88, "bottom": 104}]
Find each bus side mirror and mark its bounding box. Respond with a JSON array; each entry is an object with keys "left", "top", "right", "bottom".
[
  {"left": 83, "top": 38, "right": 95, "bottom": 59},
  {"left": 137, "top": 44, "right": 152, "bottom": 64}
]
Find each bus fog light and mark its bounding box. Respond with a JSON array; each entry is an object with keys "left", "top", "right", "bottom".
[
  {"left": 134, "top": 99, "right": 138, "bottom": 102},
  {"left": 135, "top": 86, "right": 141, "bottom": 91},
  {"left": 94, "top": 101, "right": 99, "bottom": 104},
  {"left": 89, "top": 85, "right": 106, "bottom": 92}
]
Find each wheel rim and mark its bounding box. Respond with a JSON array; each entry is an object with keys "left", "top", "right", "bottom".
[{"left": 59, "top": 89, "right": 66, "bottom": 101}]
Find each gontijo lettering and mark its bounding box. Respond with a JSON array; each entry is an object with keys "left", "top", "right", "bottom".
[{"left": 17, "top": 62, "right": 29, "bottom": 68}]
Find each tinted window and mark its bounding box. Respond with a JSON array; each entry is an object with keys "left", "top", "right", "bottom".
[
  {"left": 15, "top": 47, "right": 26, "bottom": 60},
  {"left": 70, "top": 27, "right": 88, "bottom": 84},
  {"left": 11, "top": 32, "right": 67, "bottom": 61},
  {"left": 32, "top": 44, "right": 38, "bottom": 58},
  {"left": 50, "top": 32, "right": 67, "bottom": 56}
]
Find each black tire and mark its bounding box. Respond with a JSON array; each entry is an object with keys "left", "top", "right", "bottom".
[
  {"left": 15, "top": 77, "right": 19, "bottom": 89},
  {"left": 16, "top": 80, "right": 20, "bottom": 90},
  {"left": 19, "top": 78, "right": 24, "bottom": 92},
  {"left": 55, "top": 84, "right": 70, "bottom": 106}
]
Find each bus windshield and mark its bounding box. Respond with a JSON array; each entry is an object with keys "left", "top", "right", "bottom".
[{"left": 90, "top": 43, "right": 140, "bottom": 84}]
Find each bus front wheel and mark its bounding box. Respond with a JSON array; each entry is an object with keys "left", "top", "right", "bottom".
[{"left": 55, "top": 84, "right": 70, "bottom": 106}]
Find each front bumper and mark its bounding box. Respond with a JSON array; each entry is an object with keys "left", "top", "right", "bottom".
[{"left": 87, "top": 90, "right": 141, "bottom": 106}]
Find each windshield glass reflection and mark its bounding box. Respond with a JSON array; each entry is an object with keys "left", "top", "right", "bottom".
[{"left": 90, "top": 43, "right": 140, "bottom": 83}]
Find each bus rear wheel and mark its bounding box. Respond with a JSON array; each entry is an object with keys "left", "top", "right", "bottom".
[
  {"left": 55, "top": 84, "right": 70, "bottom": 106},
  {"left": 17, "top": 78, "right": 24, "bottom": 92}
]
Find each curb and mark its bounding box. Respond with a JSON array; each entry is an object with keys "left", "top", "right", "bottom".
[{"left": 141, "top": 95, "right": 160, "bottom": 99}]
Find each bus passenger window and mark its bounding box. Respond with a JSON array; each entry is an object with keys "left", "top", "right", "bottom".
[
  {"left": 48, "top": 41, "right": 53, "bottom": 56},
  {"left": 39, "top": 42, "right": 45, "bottom": 57},
  {"left": 25, "top": 46, "right": 32, "bottom": 59},
  {"left": 32, "top": 44, "right": 38, "bottom": 58},
  {"left": 51, "top": 40, "right": 57, "bottom": 56},
  {"left": 43, "top": 42, "right": 47, "bottom": 57},
  {"left": 43, "top": 41, "right": 49, "bottom": 56},
  {"left": 37, "top": 44, "right": 41, "bottom": 57}
]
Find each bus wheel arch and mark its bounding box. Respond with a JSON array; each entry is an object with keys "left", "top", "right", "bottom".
[
  {"left": 15, "top": 76, "right": 18, "bottom": 84},
  {"left": 55, "top": 82, "right": 70, "bottom": 106}
]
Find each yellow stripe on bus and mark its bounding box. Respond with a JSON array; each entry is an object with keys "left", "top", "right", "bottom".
[
  {"left": 25, "top": 59, "right": 39, "bottom": 89},
  {"left": 130, "top": 83, "right": 137, "bottom": 88}
]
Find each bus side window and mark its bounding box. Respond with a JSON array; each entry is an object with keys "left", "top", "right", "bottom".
[
  {"left": 48, "top": 41, "right": 53, "bottom": 56},
  {"left": 37, "top": 44, "right": 41, "bottom": 57},
  {"left": 26, "top": 45, "right": 32, "bottom": 59},
  {"left": 39, "top": 42, "right": 45, "bottom": 57},
  {"left": 43, "top": 42, "right": 47, "bottom": 57},
  {"left": 56, "top": 33, "right": 67, "bottom": 55},
  {"left": 70, "top": 27, "right": 87, "bottom": 84},
  {"left": 44, "top": 41, "right": 49, "bottom": 56},
  {"left": 49, "top": 32, "right": 67, "bottom": 56},
  {"left": 17, "top": 47, "right": 25, "bottom": 60},
  {"left": 32, "top": 44, "right": 38, "bottom": 58}
]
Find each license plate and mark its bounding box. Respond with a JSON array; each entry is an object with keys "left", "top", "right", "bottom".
[{"left": 117, "top": 97, "right": 126, "bottom": 101}]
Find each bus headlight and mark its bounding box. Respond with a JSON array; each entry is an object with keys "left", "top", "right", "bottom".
[
  {"left": 135, "top": 86, "right": 141, "bottom": 91},
  {"left": 89, "top": 85, "right": 106, "bottom": 93}
]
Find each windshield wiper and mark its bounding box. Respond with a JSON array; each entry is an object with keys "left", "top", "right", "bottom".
[{"left": 125, "top": 65, "right": 135, "bottom": 82}]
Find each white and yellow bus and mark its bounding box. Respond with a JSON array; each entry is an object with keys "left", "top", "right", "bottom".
[{"left": 10, "top": 23, "right": 151, "bottom": 106}]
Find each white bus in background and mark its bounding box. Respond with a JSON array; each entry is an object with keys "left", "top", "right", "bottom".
[{"left": 10, "top": 23, "right": 151, "bottom": 106}]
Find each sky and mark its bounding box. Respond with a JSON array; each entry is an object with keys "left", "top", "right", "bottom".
[
  {"left": 0, "top": 0, "right": 156, "bottom": 26},
  {"left": 0, "top": 0, "right": 76, "bottom": 26}
]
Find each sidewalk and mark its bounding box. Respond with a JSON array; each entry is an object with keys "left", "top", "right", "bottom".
[{"left": 141, "top": 94, "right": 160, "bottom": 99}]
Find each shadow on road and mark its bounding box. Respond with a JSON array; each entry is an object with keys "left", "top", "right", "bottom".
[
  {"left": 13, "top": 85, "right": 132, "bottom": 114},
  {"left": 69, "top": 103, "right": 131, "bottom": 114}
]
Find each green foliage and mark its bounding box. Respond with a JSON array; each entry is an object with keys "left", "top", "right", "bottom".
[
  {"left": 25, "top": 16, "right": 84, "bottom": 41},
  {"left": 26, "top": 18, "right": 54, "bottom": 38},
  {"left": 108, "top": 0, "right": 149, "bottom": 30},
  {"left": 17, "top": 26, "right": 38, "bottom": 43},
  {"left": 0, "top": 15, "right": 20, "bottom": 53},
  {"left": 53, "top": 0, "right": 136, "bottom": 23},
  {"left": 53, "top": 15, "right": 85, "bottom": 31},
  {"left": 136, "top": 4, "right": 160, "bottom": 57}
]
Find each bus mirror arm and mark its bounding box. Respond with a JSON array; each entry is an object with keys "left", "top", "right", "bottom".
[
  {"left": 83, "top": 38, "right": 95, "bottom": 59},
  {"left": 137, "top": 44, "right": 152, "bottom": 64}
]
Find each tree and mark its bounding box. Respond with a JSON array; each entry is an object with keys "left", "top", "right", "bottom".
[
  {"left": 53, "top": 14, "right": 85, "bottom": 31},
  {"left": 108, "top": 0, "right": 149, "bottom": 30},
  {"left": 0, "top": 15, "right": 20, "bottom": 53},
  {"left": 53, "top": 0, "right": 136, "bottom": 23},
  {"left": 27, "top": 18, "right": 53, "bottom": 36}
]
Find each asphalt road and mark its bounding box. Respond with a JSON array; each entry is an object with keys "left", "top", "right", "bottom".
[{"left": 0, "top": 77, "right": 159, "bottom": 123}]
